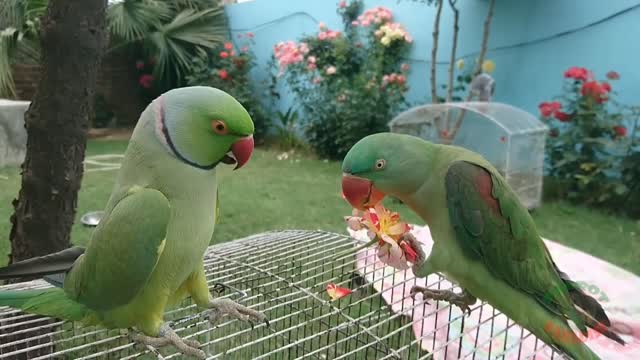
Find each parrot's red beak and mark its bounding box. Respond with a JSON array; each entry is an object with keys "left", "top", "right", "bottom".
[
  {"left": 230, "top": 135, "right": 254, "bottom": 170},
  {"left": 342, "top": 175, "right": 386, "bottom": 210}
]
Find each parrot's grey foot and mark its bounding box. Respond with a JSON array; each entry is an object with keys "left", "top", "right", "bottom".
[
  {"left": 204, "top": 298, "right": 269, "bottom": 328},
  {"left": 131, "top": 324, "right": 206, "bottom": 359},
  {"left": 410, "top": 286, "right": 477, "bottom": 315}
]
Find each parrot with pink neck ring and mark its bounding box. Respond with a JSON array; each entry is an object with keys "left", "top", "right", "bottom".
[
  {"left": 341, "top": 132, "right": 625, "bottom": 360},
  {"left": 0, "top": 86, "right": 266, "bottom": 359}
]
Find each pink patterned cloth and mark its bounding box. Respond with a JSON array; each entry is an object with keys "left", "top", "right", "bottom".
[{"left": 349, "top": 225, "right": 640, "bottom": 359}]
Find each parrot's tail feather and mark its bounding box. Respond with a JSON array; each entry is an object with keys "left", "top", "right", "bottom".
[
  {"left": 0, "top": 288, "right": 89, "bottom": 322},
  {"left": 579, "top": 310, "right": 626, "bottom": 346},
  {"left": 564, "top": 278, "right": 610, "bottom": 326},
  {"left": 0, "top": 247, "right": 85, "bottom": 281}
]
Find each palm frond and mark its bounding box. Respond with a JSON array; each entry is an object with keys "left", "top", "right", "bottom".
[
  {"left": 107, "top": 0, "right": 171, "bottom": 43},
  {"left": 0, "top": 28, "right": 19, "bottom": 97},
  {"left": 148, "top": 6, "right": 226, "bottom": 87},
  {"left": 0, "top": 0, "right": 25, "bottom": 29}
]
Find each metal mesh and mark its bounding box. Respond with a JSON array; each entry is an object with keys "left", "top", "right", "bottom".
[{"left": 0, "top": 230, "right": 563, "bottom": 359}]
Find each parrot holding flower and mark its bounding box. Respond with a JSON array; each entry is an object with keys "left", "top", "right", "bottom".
[{"left": 341, "top": 132, "right": 625, "bottom": 360}]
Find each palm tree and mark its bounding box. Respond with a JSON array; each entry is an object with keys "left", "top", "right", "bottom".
[{"left": 0, "top": 0, "right": 226, "bottom": 97}]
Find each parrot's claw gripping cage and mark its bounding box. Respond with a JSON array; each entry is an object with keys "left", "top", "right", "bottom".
[{"left": 0, "top": 230, "right": 565, "bottom": 359}]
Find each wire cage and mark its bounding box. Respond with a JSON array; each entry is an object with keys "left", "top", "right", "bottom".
[
  {"left": 388, "top": 102, "right": 549, "bottom": 209},
  {"left": 0, "top": 230, "right": 565, "bottom": 360}
]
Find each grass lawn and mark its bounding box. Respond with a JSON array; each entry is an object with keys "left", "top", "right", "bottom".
[{"left": 0, "top": 139, "right": 638, "bottom": 275}]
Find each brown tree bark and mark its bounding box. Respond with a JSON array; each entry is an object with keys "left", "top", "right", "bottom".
[
  {"left": 2, "top": 1, "right": 107, "bottom": 357},
  {"left": 8, "top": 0, "right": 108, "bottom": 267}
]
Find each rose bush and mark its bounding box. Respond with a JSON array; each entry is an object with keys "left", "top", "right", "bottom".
[
  {"left": 540, "top": 67, "right": 639, "bottom": 216},
  {"left": 270, "top": 1, "right": 413, "bottom": 159}
]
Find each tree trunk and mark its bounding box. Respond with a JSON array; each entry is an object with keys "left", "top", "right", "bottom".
[
  {"left": 8, "top": 0, "right": 108, "bottom": 265},
  {"left": 2, "top": 1, "right": 107, "bottom": 356}
]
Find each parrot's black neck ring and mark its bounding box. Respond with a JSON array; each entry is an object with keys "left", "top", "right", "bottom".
[{"left": 159, "top": 97, "right": 218, "bottom": 171}]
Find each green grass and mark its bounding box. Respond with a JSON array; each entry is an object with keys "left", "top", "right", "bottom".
[{"left": 0, "top": 140, "right": 638, "bottom": 275}]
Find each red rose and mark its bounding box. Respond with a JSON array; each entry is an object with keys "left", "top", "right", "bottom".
[
  {"left": 554, "top": 111, "right": 571, "bottom": 122},
  {"left": 538, "top": 101, "right": 562, "bottom": 117},
  {"left": 224, "top": 42, "right": 233, "bottom": 50},
  {"left": 581, "top": 81, "right": 608, "bottom": 103},
  {"left": 233, "top": 58, "right": 245, "bottom": 69},
  {"left": 219, "top": 51, "right": 229, "bottom": 59},
  {"left": 606, "top": 71, "right": 620, "bottom": 80},
  {"left": 218, "top": 69, "right": 229, "bottom": 80},
  {"left": 564, "top": 67, "right": 591, "bottom": 82},
  {"left": 138, "top": 74, "right": 154, "bottom": 89},
  {"left": 601, "top": 82, "right": 612, "bottom": 92},
  {"left": 613, "top": 125, "right": 627, "bottom": 137}
]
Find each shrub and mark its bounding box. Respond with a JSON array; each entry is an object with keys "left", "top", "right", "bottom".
[
  {"left": 539, "top": 67, "right": 639, "bottom": 216},
  {"left": 186, "top": 33, "right": 271, "bottom": 143},
  {"left": 271, "top": 1, "right": 413, "bottom": 159}
]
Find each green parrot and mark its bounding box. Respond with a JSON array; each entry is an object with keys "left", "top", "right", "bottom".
[
  {"left": 341, "top": 133, "right": 625, "bottom": 360},
  {"left": 0, "top": 86, "right": 266, "bottom": 359}
]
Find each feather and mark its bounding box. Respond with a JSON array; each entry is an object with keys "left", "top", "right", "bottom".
[{"left": 0, "top": 247, "right": 85, "bottom": 280}]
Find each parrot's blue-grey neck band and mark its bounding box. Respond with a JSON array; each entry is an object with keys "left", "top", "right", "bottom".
[{"left": 155, "top": 96, "right": 219, "bottom": 171}]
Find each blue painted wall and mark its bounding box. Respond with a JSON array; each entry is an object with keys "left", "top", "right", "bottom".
[{"left": 225, "top": 0, "right": 640, "bottom": 118}]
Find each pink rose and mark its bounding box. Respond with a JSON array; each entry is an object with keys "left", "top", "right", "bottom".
[
  {"left": 339, "top": 0, "right": 347, "bottom": 8},
  {"left": 401, "top": 63, "right": 410, "bottom": 72},
  {"left": 326, "top": 66, "right": 337, "bottom": 75},
  {"left": 318, "top": 32, "right": 328, "bottom": 40}
]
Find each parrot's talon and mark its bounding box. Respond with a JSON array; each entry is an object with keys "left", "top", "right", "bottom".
[
  {"left": 205, "top": 298, "right": 268, "bottom": 328},
  {"left": 410, "top": 286, "right": 477, "bottom": 315},
  {"left": 131, "top": 324, "right": 206, "bottom": 360}
]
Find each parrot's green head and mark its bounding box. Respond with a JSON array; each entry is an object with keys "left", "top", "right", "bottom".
[
  {"left": 154, "top": 86, "right": 255, "bottom": 170},
  {"left": 341, "top": 133, "right": 431, "bottom": 210}
]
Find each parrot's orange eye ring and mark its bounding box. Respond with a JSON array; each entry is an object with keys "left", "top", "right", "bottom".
[
  {"left": 374, "top": 159, "right": 386, "bottom": 170},
  {"left": 211, "top": 120, "right": 228, "bottom": 135}
]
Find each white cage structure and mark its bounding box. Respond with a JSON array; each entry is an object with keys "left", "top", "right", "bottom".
[
  {"left": 0, "top": 230, "right": 567, "bottom": 360},
  {"left": 389, "top": 102, "right": 548, "bottom": 209}
]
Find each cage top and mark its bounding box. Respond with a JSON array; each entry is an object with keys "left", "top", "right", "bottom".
[
  {"left": 0, "top": 230, "right": 564, "bottom": 360},
  {"left": 389, "top": 102, "right": 549, "bottom": 135}
]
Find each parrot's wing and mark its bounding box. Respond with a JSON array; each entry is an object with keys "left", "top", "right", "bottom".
[
  {"left": 64, "top": 187, "right": 170, "bottom": 311},
  {"left": 445, "top": 161, "right": 589, "bottom": 332}
]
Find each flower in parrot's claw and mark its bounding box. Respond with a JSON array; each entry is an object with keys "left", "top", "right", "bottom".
[
  {"left": 344, "top": 209, "right": 364, "bottom": 231},
  {"left": 327, "top": 283, "right": 352, "bottom": 300},
  {"left": 345, "top": 204, "right": 417, "bottom": 270}
]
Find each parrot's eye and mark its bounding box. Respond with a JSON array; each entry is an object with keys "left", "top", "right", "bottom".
[
  {"left": 211, "top": 120, "right": 228, "bottom": 135},
  {"left": 374, "top": 159, "right": 386, "bottom": 170}
]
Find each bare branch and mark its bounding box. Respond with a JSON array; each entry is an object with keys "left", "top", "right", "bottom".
[
  {"left": 444, "top": 0, "right": 459, "bottom": 130},
  {"left": 448, "top": 0, "right": 495, "bottom": 142},
  {"left": 430, "top": 0, "right": 443, "bottom": 104}
]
